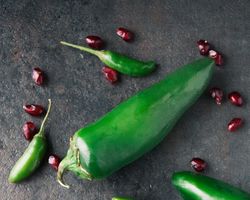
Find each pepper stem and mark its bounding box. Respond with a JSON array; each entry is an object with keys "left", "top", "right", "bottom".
[
  {"left": 57, "top": 137, "right": 93, "bottom": 188},
  {"left": 60, "top": 41, "right": 102, "bottom": 57},
  {"left": 57, "top": 157, "right": 71, "bottom": 189},
  {"left": 37, "top": 99, "right": 52, "bottom": 137},
  {"left": 57, "top": 137, "right": 76, "bottom": 189}
]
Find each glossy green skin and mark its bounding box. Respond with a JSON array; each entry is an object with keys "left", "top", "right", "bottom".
[
  {"left": 100, "top": 50, "right": 156, "bottom": 76},
  {"left": 60, "top": 58, "right": 214, "bottom": 181},
  {"left": 8, "top": 134, "right": 47, "bottom": 183},
  {"left": 60, "top": 41, "right": 156, "bottom": 76},
  {"left": 172, "top": 171, "right": 250, "bottom": 200},
  {"left": 112, "top": 197, "right": 134, "bottom": 200}
]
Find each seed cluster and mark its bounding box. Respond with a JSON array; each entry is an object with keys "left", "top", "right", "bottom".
[
  {"left": 85, "top": 27, "right": 134, "bottom": 84},
  {"left": 192, "top": 40, "right": 245, "bottom": 173}
]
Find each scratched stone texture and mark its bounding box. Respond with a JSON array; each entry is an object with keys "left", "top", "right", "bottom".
[{"left": 0, "top": 0, "right": 250, "bottom": 199}]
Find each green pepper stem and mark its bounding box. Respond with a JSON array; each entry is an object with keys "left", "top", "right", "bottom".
[
  {"left": 57, "top": 154, "right": 92, "bottom": 189},
  {"left": 57, "top": 137, "right": 93, "bottom": 189},
  {"left": 60, "top": 41, "right": 102, "bottom": 57},
  {"left": 57, "top": 157, "right": 71, "bottom": 189},
  {"left": 37, "top": 99, "right": 52, "bottom": 137}
]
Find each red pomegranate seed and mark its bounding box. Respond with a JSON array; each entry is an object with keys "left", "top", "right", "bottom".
[
  {"left": 197, "top": 40, "right": 210, "bottom": 55},
  {"left": 208, "top": 50, "right": 223, "bottom": 66},
  {"left": 102, "top": 66, "right": 118, "bottom": 84},
  {"left": 209, "top": 50, "right": 218, "bottom": 58},
  {"left": 210, "top": 87, "right": 223, "bottom": 105},
  {"left": 23, "top": 104, "right": 44, "bottom": 116},
  {"left": 228, "top": 91, "right": 243, "bottom": 106},
  {"left": 190, "top": 158, "right": 207, "bottom": 172},
  {"left": 116, "top": 27, "right": 134, "bottom": 42},
  {"left": 22, "top": 121, "right": 38, "bottom": 141},
  {"left": 32, "top": 67, "right": 44, "bottom": 85},
  {"left": 228, "top": 118, "right": 243, "bottom": 132},
  {"left": 48, "top": 154, "right": 61, "bottom": 171},
  {"left": 214, "top": 53, "right": 223, "bottom": 66},
  {"left": 85, "top": 35, "right": 104, "bottom": 49}
]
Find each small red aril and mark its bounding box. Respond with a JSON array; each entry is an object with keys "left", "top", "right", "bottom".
[
  {"left": 23, "top": 104, "right": 44, "bottom": 116},
  {"left": 102, "top": 66, "right": 118, "bottom": 84},
  {"left": 209, "top": 50, "right": 223, "bottom": 66},
  {"left": 228, "top": 91, "right": 243, "bottom": 106},
  {"left": 116, "top": 27, "right": 134, "bottom": 42},
  {"left": 190, "top": 157, "right": 207, "bottom": 172},
  {"left": 210, "top": 87, "right": 223, "bottom": 105},
  {"left": 48, "top": 154, "right": 61, "bottom": 171},
  {"left": 32, "top": 67, "right": 44, "bottom": 85},
  {"left": 197, "top": 40, "right": 210, "bottom": 55},
  {"left": 22, "top": 121, "right": 38, "bottom": 141},
  {"left": 209, "top": 50, "right": 218, "bottom": 58},
  {"left": 228, "top": 118, "right": 243, "bottom": 132},
  {"left": 85, "top": 35, "right": 104, "bottom": 49},
  {"left": 214, "top": 53, "right": 223, "bottom": 66}
]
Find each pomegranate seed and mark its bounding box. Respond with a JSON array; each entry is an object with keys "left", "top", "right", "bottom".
[
  {"left": 116, "top": 27, "right": 134, "bottom": 42},
  {"left": 102, "top": 66, "right": 118, "bottom": 84},
  {"left": 32, "top": 67, "right": 44, "bottom": 85},
  {"left": 85, "top": 35, "right": 104, "bottom": 49},
  {"left": 23, "top": 104, "right": 44, "bottom": 116},
  {"left": 228, "top": 118, "right": 243, "bottom": 132},
  {"left": 197, "top": 40, "right": 210, "bottom": 55},
  {"left": 210, "top": 87, "right": 223, "bottom": 105},
  {"left": 191, "top": 158, "right": 207, "bottom": 172},
  {"left": 228, "top": 91, "right": 243, "bottom": 106},
  {"left": 22, "top": 121, "right": 38, "bottom": 141},
  {"left": 209, "top": 50, "right": 218, "bottom": 58},
  {"left": 208, "top": 50, "right": 223, "bottom": 66},
  {"left": 48, "top": 154, "right": 61, "bottom": 171},
  {"left": 214, "top": 53, "right": 223, "bottom": 66}
]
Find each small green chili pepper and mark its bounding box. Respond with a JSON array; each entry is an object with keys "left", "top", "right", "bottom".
[
  {"left": 60, "top": 41, "right": 156, "bottom": 77},
  {"left": 8, "top": 99, "right": 52, "bottom": 183},
  {"left": 112, "top": 197, "right": 134, "bottom": 200},
  {"left": 172, "top": 171, "right": 250, "bottom": 200},
  {"left": 57, "top": 58, "right": 214, "bottom": 188}
]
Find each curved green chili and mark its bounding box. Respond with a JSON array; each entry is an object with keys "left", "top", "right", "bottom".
[
  {"left": 112, "top": 197, "right": 134, "bottom": 200},
  {"left": 60, "top": 41, "right": 156, "bottom": 77},
  {"left": 172, "top": 171, "right": 250, "bottom": 200},
  {"left": 57, "top": 58, "right": 214, "bottom": 188},
  {"left": 9, "top": 99, "right": 52, "bottom": 183}
]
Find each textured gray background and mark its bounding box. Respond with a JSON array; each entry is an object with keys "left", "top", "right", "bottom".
[{"left": 1, "top": 0, "right": 250, "bottom": 199}]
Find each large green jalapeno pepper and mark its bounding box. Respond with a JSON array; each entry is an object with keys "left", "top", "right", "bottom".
[
  {"left": 172, "top": 171, "right": 250, "bottom": 200},
  {"left": 9, "top": 99, "right": 51, "bottom": 183},
  {"left": 60, "top": 41, "right": 156, "bottom": 77},
  {"left": 57, "top": 58, "right": 214, "bottom": 188}
]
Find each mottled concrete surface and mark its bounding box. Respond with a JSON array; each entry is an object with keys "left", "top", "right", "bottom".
[{"left": 0, "top": 0, "right": 250, "bottom": 199}]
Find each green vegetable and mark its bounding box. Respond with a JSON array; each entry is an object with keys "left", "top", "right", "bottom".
[
  {"left": 9, "top": 99, "right": 52, "bottom": 183},
  {"left": 57, "top": 58, "right": 214, "bottom": 188},
  {"left": 60, "top": 41, "right": 156, "bottom": 77},
  {"left": 112, "top": 197, "right": 134, "bottom": 200},
  {"left": 172, "top": 171, "right": 250, "bottom": 200}
]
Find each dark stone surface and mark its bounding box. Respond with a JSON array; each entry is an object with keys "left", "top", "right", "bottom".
[{"left": 0, "top": 0, "right": 250, "bottom": 199}]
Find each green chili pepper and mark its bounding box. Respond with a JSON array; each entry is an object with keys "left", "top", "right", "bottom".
[
  {"left": 112, "top": 197, "right": 134, "bottom": 200},
  {"left": 172, "top": 171, "right": 250, "bottom": 200},
  {"left": 8, "top": 99, "right": 52, "bottom": 183},
  {"left": 57, "top": 58, "right": 214, "bottom": 188},
  {"left": 60, "top": 41, "right": 156, "bottom": 77}
]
